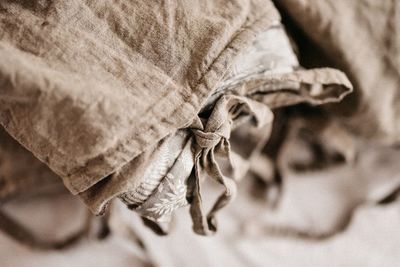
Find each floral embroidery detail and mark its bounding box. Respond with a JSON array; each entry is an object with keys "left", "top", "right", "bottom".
[
  {"left": 146, "top": 174, "right": 187, "bottom": 218},
  {"left": 123, "top": 137, "right": 194, "bottom": 230},
  {"left": 119, "top": 145, "right": 171, "bottom": 206}
]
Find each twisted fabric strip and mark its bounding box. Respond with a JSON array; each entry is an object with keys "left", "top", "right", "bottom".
[{"left": 189, "top": 94, "right": 273, "bottom": 235}]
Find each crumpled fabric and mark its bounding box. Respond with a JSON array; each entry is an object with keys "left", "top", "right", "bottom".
[
  {"left": 80, "top": 25, "right": 350, "bottom": 234},
  {"left": 0, "top": 0, "right": 281, "bottom": 194},
  {"left": 0, "top": 0, "right": 353, "bottom": 236},
  {"left": 0, "top": 127, "right": 62, "bottom": 203},
  {"left": 276, "top": 0, "right": 400, "bottom": 143},
  {"left": 238, "top": 0, "right": 400, "bottom": 239},
  {"left": 245, "top": 124, "right": 400, "bottom": 239},
  {"left": 188, "top": 94, "right": 273, "bottom": 235}
]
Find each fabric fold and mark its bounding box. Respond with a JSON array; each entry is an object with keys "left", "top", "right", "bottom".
[
  {"left": 188, "top": 95, "right": 273, "bottom": 235},
  {"left": 0, "top": 0, "right": 281, "bottom": 195},
  {"left": 0, "top": 0, "right": 355, "bottom": 237}
]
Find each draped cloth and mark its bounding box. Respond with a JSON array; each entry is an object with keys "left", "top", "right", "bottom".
[{"left": 0, "top": 0, "right": 352, "bottom": 235}]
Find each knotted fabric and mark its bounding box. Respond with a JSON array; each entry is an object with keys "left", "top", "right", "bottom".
[{"left": 188, "top": 94, "right": 273, "bottom": 235}]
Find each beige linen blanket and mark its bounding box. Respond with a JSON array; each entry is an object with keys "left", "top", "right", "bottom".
[{"left": 0, "top": 0, "right": 353, "bottom": 238}]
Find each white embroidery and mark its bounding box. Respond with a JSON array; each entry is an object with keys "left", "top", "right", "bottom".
[{"left": 146, "top": 174, "right": 187, "bottom": 216}]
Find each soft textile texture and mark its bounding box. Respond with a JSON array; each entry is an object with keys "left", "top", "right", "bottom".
[
  {"left": 277, "top": 0, "right": 400, "bottom": 143},
  {"left": 79, "top": 21, "right": 351, "bottom": 233},
  {"left": 0, "top": 0, "right": 281, "bottom": 194},
  {"left": 0, "top": 0, "right": 352, "bottom": 235},
  {"left": 0, "top": 127, "right": 61, "bottom": 203}
]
